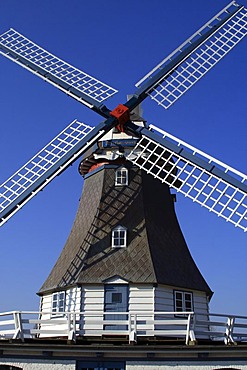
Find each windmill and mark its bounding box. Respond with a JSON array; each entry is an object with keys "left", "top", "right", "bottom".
[{"left": 0, "top": 0, "right": 246, "bottom": 324}]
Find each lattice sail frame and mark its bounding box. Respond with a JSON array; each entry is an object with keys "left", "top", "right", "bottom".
[
  {"left": 0, "top": 28, "right": 118, "bottom": 107},
  {"left": 127, "top": 124, "right": 247, "bottom": 232},
  {"left": 136, "top": 2, "right": 247, "bottom": 109},
  {"left": 0, "top": 120, "right": 98, "bottom": 226}
]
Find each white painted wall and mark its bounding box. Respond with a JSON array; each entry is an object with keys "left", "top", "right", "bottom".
[
  {"left": 129, "top": 285, "right": 154, "bottom": 312},
  {"left": 129, "top": 285, "right": 154, "bottom": 333},
  {"left": 154, "top": 285, "right": 174, "bottom": 311},
  {"left": 127, "top": 361, "right": 247, "bottom": 370},
  {"left": 154, "top": 285, "right": 209, "bottom": 316},
  {"left": 39, "top": 287, "right": 81, "bottom": 337},
  {"left": 0, "top": 359, "right": 75, "bottom": 369},
  {"left": 65, "top": 286, "right": 81, "bottom": 312},
  {"left": 154, "top": 285, "right": 210, "bottom": 338},
  {"left": 39, "top": 283, "right": 210, "bottom": 338},
  {"left": 80, "top": 285, "right": 104, "bottom": 335},
  {"left": 39, "top": 285, "right": 105, "bottom": 336}
]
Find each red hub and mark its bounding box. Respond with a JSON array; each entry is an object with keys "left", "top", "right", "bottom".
[{"left": 110, "top": 104, "right": 130, "bottom": 132}]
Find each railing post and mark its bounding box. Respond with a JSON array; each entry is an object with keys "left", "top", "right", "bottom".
[
  {"left": 128, "top": 313, "right": 131, "bottom": 339},
  {"left": 67, "top": 312, "right": 71, "bottom": 338},
  {"left": 73, "top": 312, "right": 76, "bottom": 335},
  {"left": 186, "top": 313, "right": 196, "bottom": 345},
  {"left": 68, "top": 312, "right": 76, "bottom": 342},
  {"left": 13, "top": 311, "right": 24, "bottom": 341},
  {"left": 225, "top": 316, "right": 235, "bottom": 344},
  {"left": 129, "top": 313, "right": 137, "bottom": 344}
]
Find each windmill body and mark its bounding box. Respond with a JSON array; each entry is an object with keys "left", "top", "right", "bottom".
[{"left": 37, "top": 113, "right": 212, "bottom": 337}]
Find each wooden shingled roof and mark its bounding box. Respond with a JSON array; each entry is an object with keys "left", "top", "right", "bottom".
[{"left": 39, "top": 164, "right": 212, "bottom": 297}]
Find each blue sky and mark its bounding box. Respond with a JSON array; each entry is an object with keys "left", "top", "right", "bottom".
[{"left": 0, "top": 0, "right": 246, "bottom": 315}]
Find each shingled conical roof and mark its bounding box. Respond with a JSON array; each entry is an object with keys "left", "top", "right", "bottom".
[{"left": 39, "top": 164, "right": 212, "bottom": 297}]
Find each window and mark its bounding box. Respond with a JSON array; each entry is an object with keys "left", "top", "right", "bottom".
[
  {"left": 112, "top": 292, "right": 122, "bottom": 303},
  {"left": 52, "top": 291, "right": 65, "bottom": 315},
  {"left": 112, "top": 226, "right": 127, "bottom": 248},
  {"left": 115, "top": 167, "right": 128, "bottom": 186},
  {"left": 174, "top": 290, "right": 193, "bottom": 314}
]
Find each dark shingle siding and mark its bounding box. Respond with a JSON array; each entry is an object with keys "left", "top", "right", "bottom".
[
  {"left": 74, "top": 167, "right": 156, "bottom": 284},
  {"left": 38, "top": 168, "right": 105, "bottom": 293},
  {"left": 39, "top": 164, "right": 212, "bottom": 298},
  {"left": 142, "top": 174, "right": 211, "bottom": 294}
]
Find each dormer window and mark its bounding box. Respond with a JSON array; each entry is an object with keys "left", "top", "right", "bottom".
[
  {"left": 115, "top": 167, "right": 128, "bottom": 186},
  {"left": 112, "top": 225, "right": 127, "bottom": 248}
]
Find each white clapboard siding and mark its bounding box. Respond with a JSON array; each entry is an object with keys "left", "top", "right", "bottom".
[
  {"left": 38, "top": 287, "right": 81, "bottom": 337},
  {"left": 39, "top": 289, "right": 65, "bottom": 337},
  {"left": 193, "top": 291, "right": 210, "bottom": 339},
  {"left": 129, "top": 285, "right": 155, "bottom": 333},
  {"left": 80, "top": 286, "right": 104, "bottom": 335},
  {"left": 153, "top": 286, "right": 180, "bottom": 334},
  {"left": 154, "top": 285, "right": 209, "bottom": 317},
  {"left": 81, "top": 286, "right": 104, "bottom": 311},
  {"left": 65, "top": 287, "right": 81, "bottom": 312},
  {"left": 154, "top": 285, "right": 210, "bottom": 338},
  {"left": 37, "top": 284, "right": 210, "bottom": 338},
  {"left": 154, "top": 286, "right": 174, "bottom": 312},
  {"left": 129, "top": 285, "right": 154, "bottom": 311},
  {"left": 39, "top": 294, "right": 52, "bottom": 320},
  {"left": 194, "top": 294, "right": 209, "bottom": 317}
]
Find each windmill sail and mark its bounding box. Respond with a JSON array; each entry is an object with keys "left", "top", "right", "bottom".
[
  {"left": 135, "top": 2, "right": 247, "bottom": 109},
  {"left": 0, "top": 120, "right": 107, "bottom": 226},
  {"left": 0, "top": 28, "right": 117, "bottom": 117},
  {"left": 127, "top": 124, "right": 247, "bottom": 232}
]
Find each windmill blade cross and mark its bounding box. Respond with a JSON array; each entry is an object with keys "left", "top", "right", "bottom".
[
  {"left": 0, "top": 2, "right": 247, "bottom": 229},
  {"left": 0, "top": 28, "right": 117, "bottom": 118},
  {"left": 127, "top": 124, "right": 247, "bottom": 232},
  {"left": 132, "top": 1, "right": 247, "bottom": 110}
]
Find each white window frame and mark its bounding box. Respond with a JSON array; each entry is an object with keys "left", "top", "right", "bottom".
[
  {"left": 51, "top": 291, "right": 66, "bottom": 316},
  {"left": 112, "top": 225, "right": 127, "bottom": 248},
  {"left": 174, "top": 290, "right": 193, "bottom": 315},
  {"left": 115, "top": 167, "right": 128, "bottom": 186}
]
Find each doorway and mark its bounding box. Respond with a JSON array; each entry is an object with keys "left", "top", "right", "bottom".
[{"left": 104, "top": 284, "right": 129, "bottom": 331}]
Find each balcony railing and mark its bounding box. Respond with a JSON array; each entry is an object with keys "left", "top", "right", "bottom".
[{"left": 0, "top": 311, "right": 247, "bottom": 345}]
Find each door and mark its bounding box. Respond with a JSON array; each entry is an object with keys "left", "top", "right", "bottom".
[{"left": 104, "top": 284, "right": 129, "bottom": 331}]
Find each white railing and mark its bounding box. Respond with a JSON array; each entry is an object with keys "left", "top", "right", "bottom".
[
  {"left": 0, "top": 311, "right": 247, "bottom": 345},
  {"left": 194, "top": 313, "right": 247, "bottom": 344}
]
